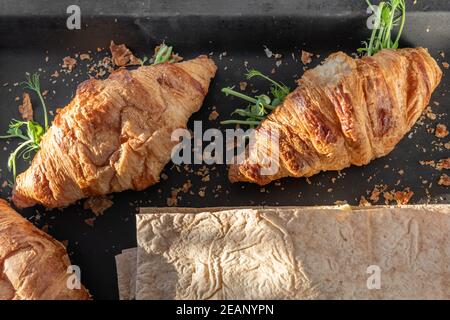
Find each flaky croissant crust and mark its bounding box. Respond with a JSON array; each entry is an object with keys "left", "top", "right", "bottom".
[
  {"left": 0, "top": 199, "right": 90, "bottom": 300},
  {"left": 12, "top": 56, "right": 217, "bottom": 208},
  {"left": 229, "top": 48, "right": 442, "bottom": 185}
]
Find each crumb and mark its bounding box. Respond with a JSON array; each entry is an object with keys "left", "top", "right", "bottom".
[
  {"left": 438, "top": 173, "right": 450, "bottom": 186},
  {"left": 18, "top": 92, "right": 33, "bottom": 121},
  {"left": 51, "top": 70, "right": 59, "bottom": 78},
  {"left": 263, "top": 45, "right": 273, "bottom": 58},
  {"left": 84, "top": 218, "right": 96, "bottom": 227},
  {"left": 301, "top": 50, "right": 313, "bottom": 65},
  {"left": 369, "top": 185, "right": 387, "bottom": 203},
  {"left": 239, "top": 81, "right": 248, "bottom": 91},
  {"left": 425, "top": 106, "right": 437, "bottom": 120},
  {"left": 444, "top": 142, "right": 450, "bottom": 150},
  {"left": 167, "top": 180, "right": 192, "bottom": 206},
  {"left": 437, "top": 158, "right": 450, "bottom": 170},
  {"left": 62, "top": 56, "right": 77, "bottom": 72},
  {"left": 208, "top": 110, "right": 219, "bottom": 121},
  {"left": 166, "top": 192, "right": 178, "bottom": 206},
  {"left": 274, "top": 53, "right": 282, "bottom": 59},
  {"left": 182, "top": 180, "right": 192, "bottom": 193},
  {"left": 110, "top": 41, "right": 140, "bottom": 67},
  {"left": 442, "top": 62, "right": 449, "bottom": 69},
  {"left": 359, "top": 196, "right": 371, "bottom": 206},
  {"left": 161, "top": 173, "right": 168, "bottom": 180},
  {"left": 419, "top": 159, "right": 436, "bottom": 169},
  {"left": 334, "top": 200, "right": 347, "bottom": 205},
  {"left": 435, "top": 124, "right": 449, "bottom": 138},
  {"left": 393, "top": 189, "right": 414, "bottom": 205},
  {"left": 83, "top": 196, "right": 113, "bottom": 216},
  {"left": 198, "top": 190, "right": 205, "bottom": 197},
  {"left": 80, "top": 53, "right": 91, "bottom": 61}
]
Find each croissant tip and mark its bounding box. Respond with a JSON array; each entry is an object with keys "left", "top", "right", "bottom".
[{"left": 11, "top": 186, "right": 36, "bottom": 209}]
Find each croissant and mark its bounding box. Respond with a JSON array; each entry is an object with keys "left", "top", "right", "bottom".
[
  {"left": 13, "top": 56, "right": 217, "bottom": 208},
  {"left": 0, "top": 199, "right": 90, "bottom": 299},
  {"left": 229, "top": 48, "right": 442, "bottom": 185}
]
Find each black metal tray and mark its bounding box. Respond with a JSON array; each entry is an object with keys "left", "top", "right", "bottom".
[{"left": 0, "top": 0, "right": 449, "bottom": 299}]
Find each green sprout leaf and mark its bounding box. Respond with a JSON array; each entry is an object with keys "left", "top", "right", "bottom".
[
  {"left": 153, "top": 44, "right": 174, "bottom": 65},
  {"left": 221, "top": 70, "right": 291, "bottom": 127},
  {"left": 0, "top": 73, "right": 49, "bottom": 180},
  {"left": 358, "top": 0, "right": 406, "bottom": 56}
]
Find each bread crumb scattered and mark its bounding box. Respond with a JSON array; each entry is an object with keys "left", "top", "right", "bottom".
[
  {"left": 18, "top": 92, "right": 33, "bottom": 121},
  {"left": 369, "top": 185, "right": 387, "bottom": 202},
  {"left": 161, "top": 173, "right": 168, "bottom": 180},
  {"left": 437, "top": 158, "right": 450, "bottom": 170},
  {"left": 438, "top": 173, "right": 450, "bottom": 186},
  {"left": 208, "top": 110, "right": 219, "bottom": 121},
  {"left": 62, "top": 56, "right": 77, "bottom": 72},
  {"left": 83, "top": 196, "right": 113, "bottom": 216},
  {"left": 393, "top": 189, "right": 414, "bottom": 205},
  {"left": 84, "top": 218, "right": 96, "bottom": 227},
  {"left": 239, "top": 81, "right": 248, "bottom": 91},
  {"left": 110, "top": 41, "right": 140, "bottom": 67},
  {"left": 79, "top": 53, "right": 91, "bottom": 61},
  {"left": 435, "top": 124, "right": 449, "bottom": 138},
  {"left": 359, "top": 196, "right": 371, "bottom": 206},
  {"left": 301, "top": 50, "right": 313, "bottom": 65}
]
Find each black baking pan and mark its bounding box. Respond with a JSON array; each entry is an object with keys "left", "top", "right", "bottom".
[{"left": 0, "top": 0, "right": 449, "bottom": 299}]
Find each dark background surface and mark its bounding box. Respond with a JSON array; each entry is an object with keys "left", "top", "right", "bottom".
[{"left": 0, "top": 0, "right": 449, "bottom": 299}]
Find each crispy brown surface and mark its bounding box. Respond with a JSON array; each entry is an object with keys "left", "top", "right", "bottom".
[
  {"left": 12, "top": 56, "right": 217, "bottom": 208},
  {"left": 0, "top": 199, "right": 90, "bottom": 300},
  {"left": 229, "top": 48, "right": 442, "bottom": 185}
]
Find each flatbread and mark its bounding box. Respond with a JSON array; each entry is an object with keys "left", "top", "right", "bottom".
[
  {"left": 115, "top": 248, "right": 137, "bottom": 300},
  {"left": 135, "top": 205, "right": 450, "bottom": 300}
]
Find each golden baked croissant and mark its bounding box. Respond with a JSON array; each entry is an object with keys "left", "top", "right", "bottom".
[
  {"left": 0, "top": 199, "right": 90, "bottom": 299},
  {"left": 12, "top": 56, "right": 217, "bottom": 208},
  {"left": 229, "top": 48, "right": 442, "bottom": 185}
]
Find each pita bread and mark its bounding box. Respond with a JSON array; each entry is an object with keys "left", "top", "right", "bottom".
[
  {"left": 134, "top": 205, "right": 450, "bottom": 300},
  {"left": 115, "top": 248, "right": 137, "bottom": 300}
]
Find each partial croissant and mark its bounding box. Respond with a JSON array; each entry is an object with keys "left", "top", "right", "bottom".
[
  {"left": 13, "top": 56, "right": 217, "bottom": 208},
  {"left": 0, "top": 199, "right": 90, "bottom": 299},
  {"left": 229, "top": 48, "right": 442, "bottom": 185}
]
